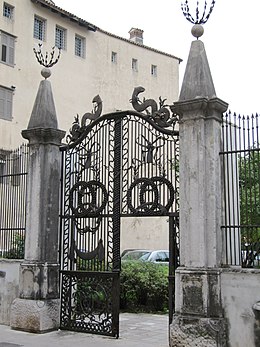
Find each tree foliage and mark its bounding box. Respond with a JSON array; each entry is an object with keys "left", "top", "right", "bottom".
[
  {"left": 3, "top": 233, "right": 24, "bottom": 259},
  {"left": 239, "top": 147, "right": 260, "bottom": 267}
]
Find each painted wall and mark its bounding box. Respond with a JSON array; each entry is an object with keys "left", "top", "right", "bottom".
[
  {"left": 222, "top": 269, "right": 260, "bottom": 347},
  {"left": 0, "top": 259, "right": 21, "bottom": 325},
  {"left": 121, "top": 217, "right": 169, "bottom": 254}
]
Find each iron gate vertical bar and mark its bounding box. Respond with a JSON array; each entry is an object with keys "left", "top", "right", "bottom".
[
  {"left": 59, "top": 149, "right": 64, "bottom": 270},
  {"left": 112, "top": 117, "right": 122, "bottom": 337},
  {"left": 168, "top": 213, "right": 178, "bottom": 325},
  {"left": 59, "top": 148, "right": 65, "bottom": 327}
]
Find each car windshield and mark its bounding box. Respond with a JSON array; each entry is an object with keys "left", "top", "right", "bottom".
[
  {"left": 121, "top": 250, "right": 150, "bottom": 261},
  {"left": 139, "top": 251, "right": 169, "bottom": 263},
  {"left": 139, "top": 252, "right": 152, "bottom": 261}
]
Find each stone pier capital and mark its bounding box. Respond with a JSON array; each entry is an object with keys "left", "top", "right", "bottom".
[
  {"left": 172, "top": 97, "right": 228, "bottom": 123},
  {"left": 22, "top": 127, "right": 65, "bottom": 146}
]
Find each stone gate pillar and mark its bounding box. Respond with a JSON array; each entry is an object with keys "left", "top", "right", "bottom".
[
  {"left": 10, "top": 68, "right": 65, "bottom": 333},
  {"left": 169, "top": 30, "right": 228, "bottom": 346}
]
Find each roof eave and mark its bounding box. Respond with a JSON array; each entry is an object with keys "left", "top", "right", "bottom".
[{"left": 31, "top": 0, "right": 97, "bottom": 32}]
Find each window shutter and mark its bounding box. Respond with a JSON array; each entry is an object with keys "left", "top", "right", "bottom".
[
  {"left": 0, "top": 89, "right": 5, "bottom": 117},
  {"left": 0, "top": 32, "right": 15, "bottom": 65},
  {"left": 1, "top": 33, "right": 7, "bottom": 63},
  {"left": 8, "top": 36, "right": 15, "bottom": 65},
  {"left": 1, "top": 33, "right": 7, "bottom": 45},
  {"left": 6, "top": 90, "right": 13, "bottom": 120},
  {"left": 0, "top": 88, "right": 13, "bottom": 121}
]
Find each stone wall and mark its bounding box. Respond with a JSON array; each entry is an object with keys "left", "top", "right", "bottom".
[
  {"left": 221, "top": 269, "right": 260, "bottom": 347},
  {"left": 0, "top": 259, "right": 21, "bottom": 325},
  {"left": 120, "top": 217, "right": 169, "bottom": 254},
  {"left": 170, "top": 268, "right": 260, "bottom": 347}
]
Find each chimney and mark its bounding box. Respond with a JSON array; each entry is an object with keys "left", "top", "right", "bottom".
[{"left": 129, "top": 28, "right": 144, "bottom": 45}]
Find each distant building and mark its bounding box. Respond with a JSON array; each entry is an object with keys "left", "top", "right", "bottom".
[{"left": 0, "top": 0, "right": 181, "bottom": 150}]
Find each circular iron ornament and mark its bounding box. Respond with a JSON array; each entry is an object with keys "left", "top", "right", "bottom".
[
  {"left": 69, "top": 180, "right": 108, "bottom": 217},
  {"left": 140, "top": 176, "right": 175, "bottom": 212},
  {"left": 127, "top": 176, "right": 175, "bottom": 215},
  {"left": 127, "top": 178, "right": 159, "bottom": 214}
]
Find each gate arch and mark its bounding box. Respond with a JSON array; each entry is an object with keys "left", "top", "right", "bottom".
[{"left": 59, "top": 89, "right": 179, "bottom": 337}]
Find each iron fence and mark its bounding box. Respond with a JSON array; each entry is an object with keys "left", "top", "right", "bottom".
[
  {"left": 221, "top": 112, "right": 260, "bottom": 268},
  {"left": 0, "top": 144, "right": 28, "bottom": 259}
]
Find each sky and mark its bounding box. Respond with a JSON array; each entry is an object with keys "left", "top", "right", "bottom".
[{"left": 54, "top": 0, "right": 260, "bottom": 115}]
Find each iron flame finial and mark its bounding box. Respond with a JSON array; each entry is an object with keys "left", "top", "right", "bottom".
[
  {"left": 33, "top": 43, "right": 61, "bottom": 79},
  {"left": 181, "top": 0, "right": 216, "bottom": 39}
]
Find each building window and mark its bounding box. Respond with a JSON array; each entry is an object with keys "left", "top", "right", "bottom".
[
  {"left": 75, "top": 35, "right": 85, "bottom": 58},
  {"left": 151, "top": 64, "right": 157, "bottom": 77},
  {"left": 132, "top": 58, "right": 138, "bottom": 72},
  {"left": 0, "top": 86, "right": 13, "bottom": 121},
  {"left": 55, "top": 26, "right": 66, "bottom": 50},
  {"left": 34, "top": 16, "right": 46, "bottom": 41},
  {"left": 3, "top": 2, "right": 13, "bottom": 19},
  {"left": 111, "top": 51, "right": 117, "bottom": 63},
  {"left": 1, "top": 31, "right": 15, "bottom": 66}
]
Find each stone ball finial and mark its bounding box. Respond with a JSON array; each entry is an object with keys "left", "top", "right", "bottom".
[
  {"left": 41, "top": 67, "right": 52, "bottom": 79},
  {"left": 191, "top": 24, "right": 204, "bottom": 39}
]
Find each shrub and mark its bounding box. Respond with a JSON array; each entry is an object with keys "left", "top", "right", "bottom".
[
  {"left": 120, "top": 260, "right": 169, "bottom": 313},
  {"left": 3, "top": 234, "right": 25, "bottom": 259}
]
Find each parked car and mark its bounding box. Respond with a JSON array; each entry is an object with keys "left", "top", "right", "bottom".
[
  {"left": 242, "top": 250, "right": 260, "bottom": 267},
  {"left": 121, "top": 248, "right": 140, "bottom": 257},
  {"left": 139, "top": 250, "right": 169, "bottom": 265},
  {"left": 121, "top": 249, "right": 169, "bottom": 265},
  {"left": 121, "top": 249, "right": 152, "bottom": 261}
]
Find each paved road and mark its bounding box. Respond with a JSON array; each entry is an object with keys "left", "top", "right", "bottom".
[{"left": 0, "top": 313, "right": 169, "bottom": 347}]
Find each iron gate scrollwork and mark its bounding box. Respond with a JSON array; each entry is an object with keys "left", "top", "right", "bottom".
[{"left": 59, "top": 87, "right": 179, "bottom": 337}]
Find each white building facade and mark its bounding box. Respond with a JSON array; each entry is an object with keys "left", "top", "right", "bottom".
[{"left": 0, "top": 0, "right": 181, "bottom": 150}]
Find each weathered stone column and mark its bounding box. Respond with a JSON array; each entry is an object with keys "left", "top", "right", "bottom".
[
  {"left": 10, "top": 68, "right": 65, "bottom": 333},
  {"left": 169, "top": 30, "right": 228, "bottom": 346}
]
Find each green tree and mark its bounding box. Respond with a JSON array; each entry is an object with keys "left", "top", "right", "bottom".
[{"left": 239, "top": 147, "right": 260, "bottom": 267}]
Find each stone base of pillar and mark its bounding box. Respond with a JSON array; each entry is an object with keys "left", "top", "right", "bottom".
[
  {"left": 19, "top": 262, "right": 59, "bottom": 300},
  {"left": 170, "top": 315, "right": 227, "bottom": 347},
  {"left": 10, "top": 298, "right": 60, "bottom": 333},
  {"left": 175, "top": 268, "right": 223, "bottom": 317},
  {"left": 171, "top": 267, "right": 227, "bottom": 346}
]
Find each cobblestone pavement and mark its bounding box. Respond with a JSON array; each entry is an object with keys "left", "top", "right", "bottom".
[{"left": 0, "top": 313, "right": 169, "bottom": 347}]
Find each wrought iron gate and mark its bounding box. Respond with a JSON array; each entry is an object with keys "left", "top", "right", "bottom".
[{"left": 59, "top": 88, "right": 179, "bottom": 337}]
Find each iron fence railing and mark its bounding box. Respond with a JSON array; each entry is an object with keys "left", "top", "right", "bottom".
[
  {"left": 0, "top": 144, "right": 28, "bottom": 259},
  {"left": 220, "top": 112, "right": 260, "bottom": 268}
]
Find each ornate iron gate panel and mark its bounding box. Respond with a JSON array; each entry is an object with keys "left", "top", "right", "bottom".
[
  {"left": 59, "top": 88, "right": 179, "bottom": 337},
  {"left": 60, "top": 115, "right": 121, "bottom": 337},
  {"left": 119, "top": 113, "right": 179, "bottom": 216}
]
